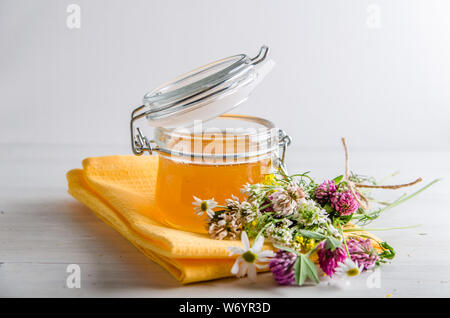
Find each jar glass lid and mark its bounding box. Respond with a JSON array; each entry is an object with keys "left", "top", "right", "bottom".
[{"left": 142, "top": 45, "right": 274, "bottom": 128}]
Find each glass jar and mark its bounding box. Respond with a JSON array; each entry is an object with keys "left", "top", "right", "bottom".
[{"left": 130, "top": 46, "right": 291, "bottom": 233}]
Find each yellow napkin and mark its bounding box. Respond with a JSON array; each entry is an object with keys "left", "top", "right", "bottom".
[
  {"left": 67, "top": 155, "right": 277, "bottom": 284},
  {"left": 67, "top": 155, "right": 383, "bottom": 284}
]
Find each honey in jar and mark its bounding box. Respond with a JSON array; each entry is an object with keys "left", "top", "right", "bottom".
[
  {"left": 130, "top": 46, "right": 291, "bottom": 233},
  {"left": 152, "top": 115, "right": 277, "bottom": 233}
]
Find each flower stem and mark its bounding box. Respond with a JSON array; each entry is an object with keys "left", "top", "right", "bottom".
[
  {"left": 343, "top": 224, "right": 421, "bottom": 232},
  {"left": 379, "top": 179, "right": 440, "bottom": 211},
  {"left": 255, "top": 218, "right": 276, "bottom": 240},
  {"left": 289, "top": 172, "right": 314, "bottom": 183},
  {"left": 339, "top": 225, "right": 350, "bottom": 257},
  {"left": 259, "top": 202, "right": 273, "bottom": 210},
  {"left": 378, "top": 171, "right": 400, "bottom": 185},
  {"left": 355, "top": 179, "right": 440, "bottom": 224}
]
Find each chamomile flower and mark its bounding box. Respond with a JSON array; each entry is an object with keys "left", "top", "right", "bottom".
[
  {"left": 228, "top": 231, "right": 275, "bottom": 282},
  {"left": 334, "top": 258, "right": 364, "bottom": 278},
  {"left": 192, "top": 196, "right": 217, "bottom": 218}
]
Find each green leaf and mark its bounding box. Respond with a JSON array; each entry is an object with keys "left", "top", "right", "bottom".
[
  {"left": 336, "top": 213, "right": 353, "bottom": 224},
  {"left": 294, "top": 254, "right": 320, "bottom": 286},
  {"left": 378, "top": 241, "right": 396, "bottom": 261},
  {"left": 297, "top": 229, "right": 327, "bottom": 240},
  {"left": 323, "top": 203, "right": 334, "bottom": 214},
  {"left": 325, "top": 236, "right": 342, "bottom": 251},
  {"left": 333, "top": 175, "right": 344, "bottom": 184}
]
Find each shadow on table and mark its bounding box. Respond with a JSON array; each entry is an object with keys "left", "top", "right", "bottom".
[
  {"left": 12, "top": 197, "right": 181, "bottom": 291},
  {"left": 64, "top": 199, "right": 184, "bottom": 291},
  {"left": 11, "top": 198, "right": 345, "bottom": 295}
]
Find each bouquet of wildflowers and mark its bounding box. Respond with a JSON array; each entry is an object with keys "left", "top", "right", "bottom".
[{"left": 193, "top": 138, "right": 438, "bottom": 285}]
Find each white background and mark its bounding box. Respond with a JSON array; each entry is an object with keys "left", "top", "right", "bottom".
[
  {"left": 1, "top": 0, "right": 450, "bottom": 297},
  {"left": 1, "top": 0, "right": 449, "bottom": 151}
]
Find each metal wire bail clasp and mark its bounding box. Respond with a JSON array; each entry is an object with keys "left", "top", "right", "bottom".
[
  {"left": 250, "top": 45, "right": 269, "bottom": 65},
  {"left": 278, "top": 129, "right": 292, "bottom": 174},
  {"left": 130, "top": 104, "right": 157, "bottom": 155}
]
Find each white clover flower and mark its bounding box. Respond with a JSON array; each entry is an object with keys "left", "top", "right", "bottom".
[
  {"left": 192, "top": 196, "right": 217, "bottom": 218},
  {"left": 240, "top": 201, "right": 261, "bottom": 223},
  {"left": 296, "top": 199, "right": 328, "bottom": 227},
  {"left": 225, "top": 196, "right": 261, "bottom": 224},
  {"left": 335, "top": 258, "right": 363, "bottom": 279},
  {"left": 286, "top": 182, "right": 306, "bottom": 203},
  {"left": 228, "top": 232, "right": 275, "bottom": 282},
  {"left": 265, "top": 222, "right": 296, "bottom": 248},
  {"left": 270, "top": 188, "right": 297, "bottom": 216},
  {"left": 280, "top": 218, "right": 293, "bottom": 227},
  {"left": 225, "top": 195, "right": 241, "bottom": 208},
  {"left": 241, "top": 183, "right": 268, "bottom": 205},
  {"left": 208, "top": 211, "right": 241, "bottom": 240},
  {"left": 241, "top": 183, "right": 252, "bottom": 195},
  {"left": 327, "top": 223, "right": 342, "bottom": 239},
  {"left": 270, "top": 183, "right": 306, "bottom": 217}
]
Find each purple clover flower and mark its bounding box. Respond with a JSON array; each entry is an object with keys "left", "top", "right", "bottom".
[
  {"left": 315, "top": 180, "right": 337, "bottom": 205},
  {"left": 331, "top": 190, "right": 359, "bottom": 216},
  {"left": 317, "top": 241, "right": 347, "bottom": 277},
  {"left": 269, "top": 250, "right": 297, "bottom": 285},
  {"left": 347, "top": 238, "right": 379, "bottom": 271}
]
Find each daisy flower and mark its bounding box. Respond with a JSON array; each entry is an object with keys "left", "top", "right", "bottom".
[
  {"left": 192, "top": 196, "right": 217, "bottom": 218},
  {"left": 228, "top": 231, "right": 275, "bottom": 282},
  {"left": 334, "top": 258, "right": 364, "bottom": 279}
]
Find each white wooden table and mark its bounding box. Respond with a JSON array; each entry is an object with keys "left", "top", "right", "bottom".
[{"left": 1, "top": 144, "right": 449, "bottom": 297}]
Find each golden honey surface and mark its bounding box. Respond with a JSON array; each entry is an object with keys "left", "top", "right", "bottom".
[{"left": 154, "top": 156, "right": 271, "bottom": 233}]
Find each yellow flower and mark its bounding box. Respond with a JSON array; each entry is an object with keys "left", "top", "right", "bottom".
[
  {"left": 295, "top": 236, "right": 316, "bottom": 252},
  {"left": 295, "top": 235, "right": 304, "bottom": 244},
  {"left": 262, "top": 174, "right": 279, "bottom": 186},
  {"left": 306, "top": 239, "right": 316, "bottom": 250}
]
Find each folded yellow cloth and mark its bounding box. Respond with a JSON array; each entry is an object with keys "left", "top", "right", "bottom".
[
  {"left": 67, "top": 155, "right": 277, "bottom": 284},
  {"left": 67, "top": 155, "right": 383, "bottom": 284}
]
